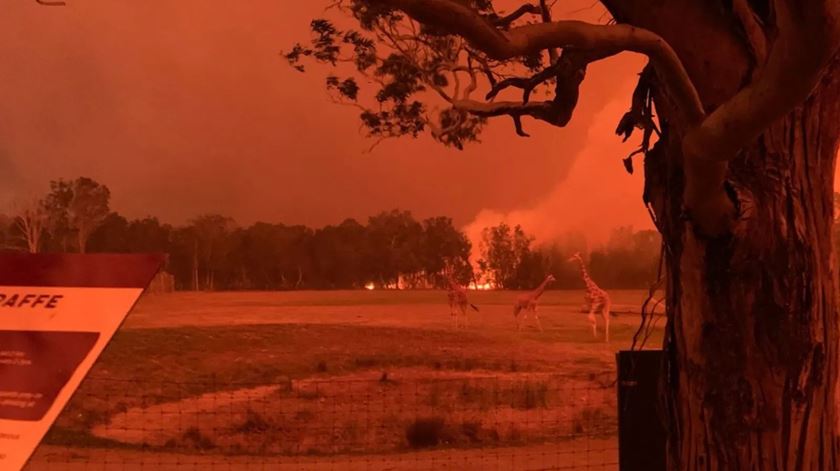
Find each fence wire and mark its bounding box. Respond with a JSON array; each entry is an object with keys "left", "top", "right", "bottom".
[{"left": 27, "top": 372, "right": 618, "bottom": 470}]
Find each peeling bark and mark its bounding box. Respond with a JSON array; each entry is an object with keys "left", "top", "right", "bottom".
[
  {"left": 601, "top": 1, "right": 840, "bottom": 468},
  {"left": 662, "top": 68, "right": 840, "bottom": 470}
]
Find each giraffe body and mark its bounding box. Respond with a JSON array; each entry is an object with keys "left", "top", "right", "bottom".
[
  {"left": 446, "top": 274, "right": 477, "bottom": 328},
  {"left": 569, "top": 252, "right": 611, "bottom": 342},
  {"left": 513, "top": 274, "right": 556, "bottom": 331}
]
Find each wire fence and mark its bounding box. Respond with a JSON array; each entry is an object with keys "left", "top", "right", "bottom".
[{"left": 27, "top": 371, "right": 618, "bottom": 470}]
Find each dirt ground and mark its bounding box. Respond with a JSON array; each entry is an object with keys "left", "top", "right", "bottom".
[
  {"left": 25, "top": 289, "right": 662, "bottom": 470},
  {"left": 29, "top": 439, "right": 618, "bottom": 471}
]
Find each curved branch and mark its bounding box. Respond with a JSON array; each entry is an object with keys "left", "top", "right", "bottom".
[
  {"left": 462, "top": 56, "right": 479, "bottom": 99},
  {"left": 458, "top": 49, "right": 591, "bottom": 136},
  {"left": 732, "top": 0, "right": 767, "bottom": 75},
  {"left": 677, "top": 0, "right": 840, "bottom": 234},
  {"left": 684, "top": 0, "right": 840, "bottom": 164},
  {"left": 485, "top": 62, "right": 559, "bottom": 102},
  {"left": 486, "top": 48, "right": 612, "bottom": 104},
  {"left": 451, "top": 98, "right": 574, "bottom": 129},
  {"left": 373, "top": 0, "right": 705, "bottom": 126},
  {"left": 538, "top": 0, "right": 559, "bottom": 64},
  {"left": 491, "top": 4, "right": 541, "bottom": 29},
  {"left": 371, "top": 0, "right": 839, "bottom": 237}
]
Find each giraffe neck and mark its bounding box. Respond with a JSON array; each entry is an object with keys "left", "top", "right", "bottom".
[
  {"left": 532, "top": 277, "right": 551, "bottom": 299},
  {"left": 576, "top": 258, "right": 603, "bottom": 294}
]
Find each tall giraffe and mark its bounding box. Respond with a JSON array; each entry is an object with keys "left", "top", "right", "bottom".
[
  {"left": 568, "top": 252, "right": 611, "bottom": 342},
  {"left": 445, "top": 273, "right": 478, "bottom": 328},
  {"left": 513, "top": 274, "right": 556, "bottom": 331}
]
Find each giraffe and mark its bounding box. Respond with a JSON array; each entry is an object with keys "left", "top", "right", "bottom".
[
  {"left": 568, "top": 252, "right": 611, "bottom": 342},
  {"left": 445, "top": 273, "right": 478, "bottom": 328},
  {"left": 513, "top": 274, "right": 556, "bottom": 331}
]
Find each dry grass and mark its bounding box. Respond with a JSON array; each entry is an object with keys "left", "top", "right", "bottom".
[
  {"left": 88, "top": 369, "right": 614, "bottom": 455},
  {"left": 41, "top": 290, "right": 661, "bottom": 459}
]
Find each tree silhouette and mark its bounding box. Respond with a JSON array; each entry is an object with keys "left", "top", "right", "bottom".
[
  {"left": 11, "top": 198, "right": 47, "bottom": 254},
  {"left": 67, "top": 177, "right": 111, "bottom": 254},
  {"left": 478, "top": 222, "right": 534, "bottom": 289},
  {"left": 41, "top": 177, "right": 111, "bottom": 253}
]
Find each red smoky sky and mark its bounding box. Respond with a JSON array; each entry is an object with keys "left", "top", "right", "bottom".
[{"left": 2, "top": 1, "right": 833, "bottom": 246}]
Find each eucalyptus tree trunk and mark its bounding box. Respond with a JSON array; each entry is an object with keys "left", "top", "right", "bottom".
[{"left": 601, "top": 2, "right": 840, "bottom": 468}]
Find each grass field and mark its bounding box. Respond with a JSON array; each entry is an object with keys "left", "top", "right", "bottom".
[{"left": 26, "top": 289, "right": 664, "bottom": 470}]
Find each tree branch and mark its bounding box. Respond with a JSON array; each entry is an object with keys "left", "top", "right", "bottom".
[
  {"left": 684, "top": 0, "right": 840, "bottom": 164},
  {"left": 463, "top": 49, "right": 592, "bottom": 136},
  {"left": 677, "top": 0, "right": 840, "bottom": 234},
  {"left": 538, "top": 0, "right": 559, "bottom": 64},
  {"left": 732, "top": 0, "right": 768, "bottom": 76},
  {"left": 485, "top": 61, "right": 560, "bottom": 102},
  {"left": 370, "top": 0, "right": 839, "bottom": 236},
  {"left": 490, "top": 4, "right": 541, "bottom": 29},
  {"left": 454, "top": 82, "right": 581, "bottom": 138},
  {"left": 372, "top": 0, "right": 705, "bottom": 126}
]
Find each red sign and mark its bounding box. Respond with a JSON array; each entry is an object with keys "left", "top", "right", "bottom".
[{"left": 0, "top": 253, "right": 163, "bottom": 470}]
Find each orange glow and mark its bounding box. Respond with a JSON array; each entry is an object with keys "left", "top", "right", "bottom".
[
  {"left": 0, "top": 1, "right": 654, "bottom": 238},
  {"left": 468, "top": 281, "right": 493, "bottom": 291}
]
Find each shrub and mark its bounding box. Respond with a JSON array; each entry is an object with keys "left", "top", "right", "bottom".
[
  {"left": 512, "top": 381, "right": 548, "bottom": 409},
  {"left": 405, "top": 417, "right": 446, "bottom": 448},
  {"left": 181, "top": 427, "right": 215, "bottom": 450},
  {"left": 234, "top": 409, "right": 271, "bottom": 434}
]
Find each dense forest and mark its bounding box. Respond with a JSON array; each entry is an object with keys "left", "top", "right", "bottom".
[{"left": 2, "top": 177, "right": 665, "bottom": 290}]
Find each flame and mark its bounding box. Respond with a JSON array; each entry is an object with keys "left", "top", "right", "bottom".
[
  {"left": 364, "top": 282, "right": 375, "bottom": 291},
  {"left": 468, "top": 281, "right": 493, "bottom": 291}
]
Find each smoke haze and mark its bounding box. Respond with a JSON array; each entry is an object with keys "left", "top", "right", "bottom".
[
  {"left": 463, "top": 79, "right": 654, "bottom": 252},
  {"left": 1, "top": 1, "right": 834, "bottom": 239}
]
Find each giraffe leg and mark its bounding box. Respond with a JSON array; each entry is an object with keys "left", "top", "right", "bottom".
[
  {"left": 587, "top": 305, "right": 597, "bottom": 337},
  {"left": 461, "top": 304, "right": 469, "bottom": 328},
  {"left": 602, "top": 297, "right": 611, "bottom": 343},
  {"left": 533, "top": 306, "right": 543, "bottom": 332}
]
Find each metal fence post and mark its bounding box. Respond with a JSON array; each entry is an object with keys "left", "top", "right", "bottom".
[{"left": 617, "top": 350, "right": 666, "bottom": 471}]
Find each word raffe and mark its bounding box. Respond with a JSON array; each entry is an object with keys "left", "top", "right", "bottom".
[
  {"left": 445, "top": 273, "right": 478, "bottom": 328},
  {"left": 0, "top": 293, "right": 63, "bottom": 309},
  {"left": 569, "top": 252, "right": 611, "bottom": 343},
  {"left": 513, "top": 274, "right": 555, "bottom": 331}
]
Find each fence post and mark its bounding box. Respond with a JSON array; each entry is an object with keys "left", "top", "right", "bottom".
[{"left": 616, "top": 350, "right": 666, "bottom": 471}]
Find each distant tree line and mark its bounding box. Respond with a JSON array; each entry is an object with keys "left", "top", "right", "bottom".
[
  {"left": 2, "top": 176, "right": 667, "bottom": 290},
  {"left": 476, "top": 222, "right": 662, "bottom": 290}
]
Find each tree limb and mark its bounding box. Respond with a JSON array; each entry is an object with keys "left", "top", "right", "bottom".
[
  {"left": 479, "top": 45, "right": 621, "bottom": 137},
  {"left": 676, "top": 0, "right": 840, "bottom": 234},
  {"left": 684, "top": 0, "right": 840, "bottom": 164},
  {"left": 370, "top": 0, "right": 840, "bottom": 236},
  {"left": 372, "top": 0, "right": 705, "bottom": 127},
  {"left": 538, "top": 0, "right": 559, "bottom": 64},
  {"left": 490, "top": 4, "right": 541, "bottom": 29},
  {"left": 451, "top": 98, "right": 571, "bottom": 124},
  {"left": 732, "top": 0, "right": 768, "bottom": 76},
  {"left": 485, "top": 61, "right": 561, "bottom": 102}
]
